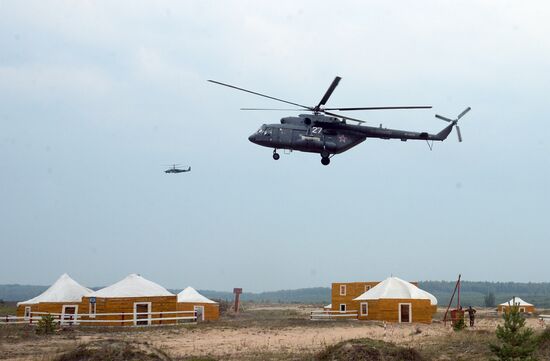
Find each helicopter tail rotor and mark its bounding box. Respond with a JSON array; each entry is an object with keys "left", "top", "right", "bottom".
[{"left": 435, "top": 107, "right": 471, "bottom": 142}]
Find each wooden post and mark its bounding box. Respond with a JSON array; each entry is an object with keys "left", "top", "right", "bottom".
[
  {"left": 233, "top": 288, "right": 242, "bottom": 314},
  {"left": 159, "top": 312, "right": 162, "bottom": 325},
  {"left": 457, "top": 275, "right": 461, "bottom": 309},
  {"left": 121, "top": 313, "right": 124, "bottom": 326},
  {"left": 443, "top": 274, "right": 462, "bottom": 326}
]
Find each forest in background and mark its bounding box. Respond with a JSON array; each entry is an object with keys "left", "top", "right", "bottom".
[{"left": 2, "top": 281, "right": 550, "bottom": 308}]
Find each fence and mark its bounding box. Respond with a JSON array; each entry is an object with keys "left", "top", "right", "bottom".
[
  {"left": 310, "top": 309, "right": 358, "bottom": 321},
  {"left": 0, "top": 310, "right": 197, "bottom": 326}
]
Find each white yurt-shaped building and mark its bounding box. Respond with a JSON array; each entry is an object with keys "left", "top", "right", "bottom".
[
  {"left": 177, "top": 286, "right": 219, "bottom": 321},
  {"left": 498, "top": 297, "right": 535, "bottom": 313},
  {"left": 16, "top": 273, "right": 92, "bottom": 323},
  {"left": 81, "top": 273, "right": 177, "bottom": 326},
  {"left": 353, "top": 276, "right": 437, "bottom": 323}
]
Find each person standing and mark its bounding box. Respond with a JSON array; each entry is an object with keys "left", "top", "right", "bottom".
[{"left": 466, "top": 306, "right": 477, "bottom": 327}]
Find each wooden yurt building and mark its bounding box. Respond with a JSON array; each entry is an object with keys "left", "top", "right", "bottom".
[
  {"left": 498, "top": 297, "right": 535, "bottom": 314},
  {"left": 16, "top": 273, "right": 92, "bottom": 325},
  {"left": 177, "top": 287, "right": 219, "bottom": 321},
  {"left": 353, "top": 277, "right": 437, "bottom": 323},
  {"left": 81, "top": 274, "right": 177, "bottom": 326}
]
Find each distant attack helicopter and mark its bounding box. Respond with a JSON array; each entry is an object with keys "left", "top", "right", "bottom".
[
  {"left": 164, "top": 164, "right": 191, "bottom": 174},
  {"left": 209, "top": 77, "right": 470, "bottom": 165}
]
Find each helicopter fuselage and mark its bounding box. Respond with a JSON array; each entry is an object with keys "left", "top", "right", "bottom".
[
  {"left": 165, "top": 167, "right": 191, "bottom": 174},
  {"left": 249, "top": 116, "right": 365, "bottom": 155},
  {"left": 248, "top": 114, "right": 453, "bottom": 157}
]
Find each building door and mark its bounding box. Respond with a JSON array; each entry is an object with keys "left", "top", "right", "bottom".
[
  {"left": 61, "top": 305, "right": 78, "bottom": 325},
  {"left": 135, "top": 303, "right": 150, "bottom": 325},
  {"left": 194, "top": 306, "right": 204, "bottom": 321},
  {"left": 399, "top": 304, "right": 411, "bottom": 323}
]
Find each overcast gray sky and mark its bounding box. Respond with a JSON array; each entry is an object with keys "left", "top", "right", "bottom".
[{"left": 1, "top": 1, "right": 549, "bottom": 292}]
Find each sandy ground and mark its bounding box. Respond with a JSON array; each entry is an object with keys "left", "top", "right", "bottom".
[
  {"left": 1, "top": 306, "right": 546, "bottom": 360},
  {"left": 152, "top": 318, "right": 545, "bottom": 359}
]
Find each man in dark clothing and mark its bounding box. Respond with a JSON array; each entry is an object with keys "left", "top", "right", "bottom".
[{"left": 466, "top": 306, "right": 477, "bottom": 326}]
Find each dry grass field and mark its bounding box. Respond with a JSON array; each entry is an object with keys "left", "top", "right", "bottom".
[{"left": 0, "top": 304, "right": 548, "bottom": 361}]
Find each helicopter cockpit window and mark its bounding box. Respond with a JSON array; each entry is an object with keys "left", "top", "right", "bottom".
[{"left": 263, "top": 127, "right": 272, "bottom": 136}]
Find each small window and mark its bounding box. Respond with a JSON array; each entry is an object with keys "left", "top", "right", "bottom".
[
  {"left": 340, "top": 285, "right": 346, "bottom": 296},
  {"left": 519, "top": 307, "right": 525, "bottom": 313},
  {"left": 365, "top": 285, "right": 371, "bottom": 292},
  {"left": 339, "top": 304, "right": 346, "bottom": 312},
  {"left": 24, "top": 306, "right": 31, "bottom": 320},
  {"left": 361, "top": 302, "right": 368, "bottom": 316},
  {"left": 89, "top": 302, "right": 96, "bottom": 318}
]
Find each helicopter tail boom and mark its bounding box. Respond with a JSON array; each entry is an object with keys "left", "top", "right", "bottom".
[{"left": 433, "top": 123, "right": 455, "bottom": 141}]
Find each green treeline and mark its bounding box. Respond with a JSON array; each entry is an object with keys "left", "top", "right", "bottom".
[{"left": 2, "top": 282, "right": 550, "bottom": 308}]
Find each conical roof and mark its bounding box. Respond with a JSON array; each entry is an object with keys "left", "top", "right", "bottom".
[
  {"left": 353, "top": 276, "right": 437, "bottom": 305},
  {"left": 177, "top": 286, "right": 216, "bottom": 304},
  {"left": 17, "top": 273, "right": 92, "bottom": 306},
  {"left": 499, "top": 297, "right": 533, "bottom": 307},
  {"left": 89, "top": 274, "right": 173, "bottom": 298}
]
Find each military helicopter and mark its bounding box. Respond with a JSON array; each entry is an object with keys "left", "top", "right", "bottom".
[
  {"left": 209, "top": 77, "right": 470, "bottom": 165},
  {"left": 164, "top": 164, "right": 191, "bottom": 174}
]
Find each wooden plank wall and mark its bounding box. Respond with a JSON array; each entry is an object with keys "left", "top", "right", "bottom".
[
  {"left": 497, "top": 304, "right": 535, "bottom": 313},
  {"left": 80, "top": 296, "right": 178, "bottom": 326},
  {"left": 356, "top": 299, "right": 434, "bottom": 323},
  {"left": 177, "top": 302, "right": 220, "bottom": 321},
  {"left": 16, "top": 302, "right": 85, "bottom": 318},
  {"left": 331, "top": 282, "right": 380, "bottom": 312}
]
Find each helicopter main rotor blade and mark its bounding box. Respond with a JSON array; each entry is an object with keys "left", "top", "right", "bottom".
[
  {"left": 316, "top": 76, "right": 341, "bottom": 109},
  {"left": 324, "top": 106, "right": 432, "bottom": 111},
  {"left": 457, "top": 107, "right": 471, "bottom": 120},
  {"left": 435, "top": 114, "right": 454, "bottom": 122},
  {"left": 323, "top": 110, "right": 366, "bottom": 124},
  {"left": 208, "top": 80, "right": 312, "bottom": 110},
  {"left": 240, "top": 108, "right": 306, "bottom": 111}
]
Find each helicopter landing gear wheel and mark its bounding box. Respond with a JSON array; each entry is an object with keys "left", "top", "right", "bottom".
[
  {"left": 320, "top": 150, "right": 330, "bottom": 159},
  {"left": 272, "top": 150, "right": 280, "bottom": 160},
  {"left": 321, "top": 157, "right": 330, "bottom": 166}
]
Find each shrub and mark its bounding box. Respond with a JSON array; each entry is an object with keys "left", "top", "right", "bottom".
[
  {"left": 453, "top": 316, "right": 466, "bottom": 332},
  {"left": 490, "top": 304, "right": 537, "bottom": 360},
  {"left": 36, "top": 314, "right": 57, "bottom": 335},
  {"left": 212, "top": 299, "right": 231, "bottom": 315}
]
